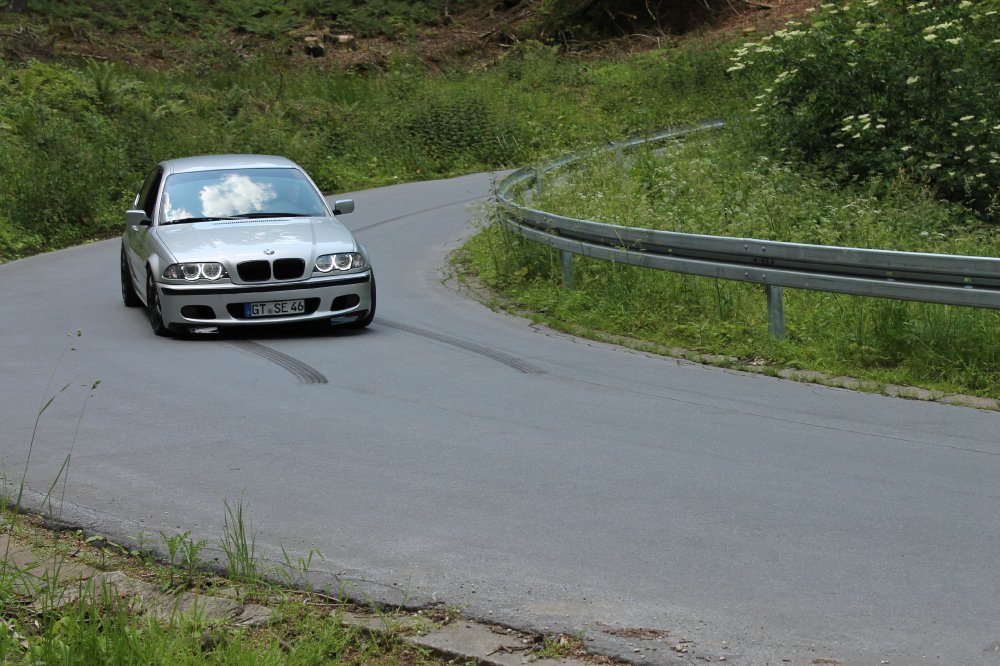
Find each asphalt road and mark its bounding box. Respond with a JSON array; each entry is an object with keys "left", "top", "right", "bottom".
[{"left": 2, "top": 172, "right": 998, "bottom": 665}]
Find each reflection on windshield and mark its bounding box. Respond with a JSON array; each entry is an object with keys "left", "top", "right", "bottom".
[
  {"left": 202, "top": 174, "right": 276, "bottom": 217},
  {"left": 162, "top": 167, "right": 328, "bottom": 222},
  {"left": 163, "top": 192, "right": 192, "bottom": 222}
]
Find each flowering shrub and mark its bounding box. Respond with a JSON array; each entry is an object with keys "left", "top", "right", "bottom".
[{"left": 730, "top": 0, "right": 999, "bottom": 222}]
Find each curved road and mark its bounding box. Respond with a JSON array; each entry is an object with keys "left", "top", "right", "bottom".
[{"left": 2, "top": 173, "right": 998, "bottom": 665}]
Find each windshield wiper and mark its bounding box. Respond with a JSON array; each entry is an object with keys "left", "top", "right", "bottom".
[
  {"left": 228, "top": 212, "right": 312, "bottom": 219},
  {"left": 163, "top": 216, "right": 235, "bottom": 225}
]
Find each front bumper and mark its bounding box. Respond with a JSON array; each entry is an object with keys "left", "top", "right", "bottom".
[{"left": 156, "top": 271, "right": 372, "bottom": 328}]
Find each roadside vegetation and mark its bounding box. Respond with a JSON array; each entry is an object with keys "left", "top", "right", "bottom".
[
  {"left": 461, "top": 0, "right": 1000, "bottom": 398},
  {"left": 0, "top": 0, "right": 740, "bottom": 261},
  {"left": 0, "top": 505, "right": 463, "bottom": 665}
]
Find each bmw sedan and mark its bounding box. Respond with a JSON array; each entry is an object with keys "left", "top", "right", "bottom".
[{"left": 121, "top": 155, "right": 374, "bottom": 336}]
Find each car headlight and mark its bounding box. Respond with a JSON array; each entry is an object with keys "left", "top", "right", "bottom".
[
  {"left": 315, "top": 252, "right": 366, "bottom": 273},
  {"left": 163, "top": 262, "right": 226, "bottom": 281}
]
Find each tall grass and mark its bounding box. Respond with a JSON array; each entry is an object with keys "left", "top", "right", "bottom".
[
  {"left": 0, "top": 38, "right": 735, "bottom": 261},
  {"left": 463, "top": 127, "right": 1000, "bottom": 396}
]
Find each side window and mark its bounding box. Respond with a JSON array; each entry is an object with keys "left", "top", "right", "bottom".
[{"left": 137, "top": 168, "right": 164, "bottom": 219}]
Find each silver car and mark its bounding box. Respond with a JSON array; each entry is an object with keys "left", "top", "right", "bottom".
[{"left": 121, "top": 155, "right": 374, "bottom": 336}]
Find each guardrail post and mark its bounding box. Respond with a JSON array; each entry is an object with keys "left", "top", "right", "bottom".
[
  {"left": 560, "top": 250, "right": 574, "bottom": 288},
  {"left": 766, "top": 285, "right": 785, "bottom": 339}
]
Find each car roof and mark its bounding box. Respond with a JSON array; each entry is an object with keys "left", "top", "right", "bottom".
[{"left": 160, "top": 154, "right": 301, "bottom": 175}]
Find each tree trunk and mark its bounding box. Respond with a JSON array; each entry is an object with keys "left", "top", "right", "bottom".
[{"left": 9, "top": 0, "right": 29, "bottom": 12}]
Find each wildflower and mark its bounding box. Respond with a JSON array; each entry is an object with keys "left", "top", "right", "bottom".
[
  {"left": 946, "top": 38, "right": 961, "bottom": 45},
  {"left": 836, "top": 143, "right": 845, "bottom": 148},
  {"left": 924, "top": 34, "right": 937, "bottom": 41},
  {"left": 906, "top": 76, "right": 920, "bottom": 84},
  {"left": 928, "top": 164, "right": 942, "bottom": 169},
  {"left": 960, "top": 115, "right": 975, "bottom": 122},
  {"left": 901, "top": 146, "right": 912, "bottom": 152},
  {"left": 959, "top": 0, "right": 971, "bottom": 6},
  {"left": 876, "top": 124, "right": 885, "bottom": 129},
  {"left": 965, "top": 145, "right": 975, "bottom": 152}
]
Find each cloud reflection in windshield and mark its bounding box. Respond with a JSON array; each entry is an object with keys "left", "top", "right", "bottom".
[{"left": 200, "top": 174, "right": 276, "bottom": 217}]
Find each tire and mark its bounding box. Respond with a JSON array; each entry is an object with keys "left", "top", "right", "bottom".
[
  {"left": 348, "top": 273, "right": 376, "bottom": 329},
  {"left": 121, "top": 246, "right": 141, "bottom": 307},
  {"left": 146, "top": 271, "right": 172, "bottom": 337}
]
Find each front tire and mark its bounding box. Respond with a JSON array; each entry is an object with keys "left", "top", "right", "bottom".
[
  {"left": 146, "top": 271, "right": 172, "bottom": 337},
  {"left": 121, "top": 247, "right": 141, "bottom": 307}
]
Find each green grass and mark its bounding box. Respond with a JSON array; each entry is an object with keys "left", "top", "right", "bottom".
[
  {"left": 0, "top": 31, "right": 738, "bottom": 261},
  {"left": 0, "top": 510, "right": 459, "bottom": 665},
  {"left": 460, "top": 126, "right": 1000, "bottom": 398}
]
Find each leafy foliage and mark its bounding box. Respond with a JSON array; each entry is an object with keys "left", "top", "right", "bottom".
[
  {"left": 731, "top": 0, "right": 1000, "bottom": 221},
  {"left": 18, "top": 0, "right": 471, "bottom": 40}
]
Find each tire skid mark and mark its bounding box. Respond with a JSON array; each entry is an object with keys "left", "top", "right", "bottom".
[
  {"left": 378, "top": 318, "right": 544, "bottom": 375},
  {"left": 226, "top": 340, "right": 328, "bottom": 384}
]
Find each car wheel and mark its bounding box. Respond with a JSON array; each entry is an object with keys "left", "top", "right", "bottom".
[
  {"left": 121, "top": 247, "right": 141, "bottom": 307},
  {"left": 348, "top": 273, "right": 376, "bottom": 329},
  {"left": 146, "top": 271, "right": 172, "bottom": 337}
]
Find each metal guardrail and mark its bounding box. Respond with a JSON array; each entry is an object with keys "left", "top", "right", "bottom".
[{"left": 494, "top": 122, "right": 1000, "bottom": 338}]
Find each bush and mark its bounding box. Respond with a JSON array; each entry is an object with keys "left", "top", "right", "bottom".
[
  {"left": 731, "top": 0, "right": 1000, "bottom": 222},
  {"left": 402, "top": 89, "right": 527, "bottom": 170}
]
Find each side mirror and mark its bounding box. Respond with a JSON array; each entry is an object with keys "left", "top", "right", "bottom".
[
  {"left": 333, "top": 199, "right": 354, "bottom": 216},
  {"left": 126, "top": 209, "right": 151, "bottom": 227}
]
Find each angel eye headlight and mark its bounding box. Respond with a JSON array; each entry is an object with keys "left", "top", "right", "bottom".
[
  {"left": 315, "top": 253, "right": 365, "bottom": 272},
  {"left": 163, "top": 262, "right": 226, "bottom": 281},
  {"left": 201, "top": 263, "right": 223, "bottom": 280},
  {"left": 315, "top": 254, "right": 335, "bottom": 272}
]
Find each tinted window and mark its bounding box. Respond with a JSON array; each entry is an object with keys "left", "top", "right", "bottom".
[{"left": 137, "top": 167, "right": 163, "bottom": 218}]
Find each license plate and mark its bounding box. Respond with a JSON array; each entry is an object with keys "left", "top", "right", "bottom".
[{"left": 244, "top": 299, "right": 305, "bottom": 317}]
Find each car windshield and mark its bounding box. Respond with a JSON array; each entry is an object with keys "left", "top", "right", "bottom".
[{"left": 160, "top": 167, "right": 329, "bottom": 223}]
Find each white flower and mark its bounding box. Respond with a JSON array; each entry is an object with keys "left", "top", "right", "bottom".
[
  {"left": 965, "top": 145, "right": 975, "bottom": 152},
  {"left": 901, "top": 145, "right": 912, "bottom": 152},
  {"left": 928, "top": 163, "right": 942, "bottom": 169},
  {"left": 924, "top": 34, "right": 937, "bottom": 41},
  {"left": 946, "top": 38, "right": 961, "bottom": 45},
  {"left": 906, "top": 76, "right": 920, "bottom": 84},
  {"left": 960, "top": 115, "right": 974, "bottom": 122}
]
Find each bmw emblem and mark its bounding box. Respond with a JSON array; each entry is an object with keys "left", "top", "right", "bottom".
[{"left": 263, "top": 249, "right": 275, "bottom": 255}]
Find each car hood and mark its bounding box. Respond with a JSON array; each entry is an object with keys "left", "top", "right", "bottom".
[{"left": 155, "top": 217, "right": 356, "bottom": 263}]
